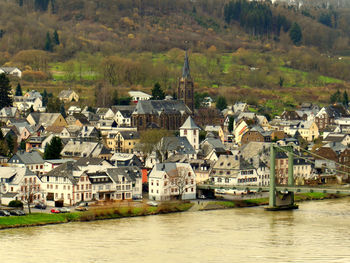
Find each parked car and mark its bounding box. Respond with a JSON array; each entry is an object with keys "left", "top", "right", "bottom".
[
  {"left": 58, "top": 207, "right": 71, "bottom": 213},
  {"left": 10, "top": 210, "right": 25, "bottom": 216},
  {"left": 215, "top": 189, "right": 226, "bottom": 194},
  {"left": 34, "top": 203, "right": 47, "bottom": 210},
  {"left": 147, "top": 201, "right": 158, "bottom": 207},
  {"left": 50, "top": 208, "right": 60, "bottom": 213},
  {"left": 0, "top": 210, "right": 10, "bottom": 216},
  {"left": 198, "top": 195, "right": 206, "bottom": 199},
  {"left": 75, "top": 206, "right": 88, "bottom": 211}
]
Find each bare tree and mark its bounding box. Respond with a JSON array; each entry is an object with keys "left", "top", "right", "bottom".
[
  {"left": 136, "top": 129, "right": 172, "bottom": 161},
  {"left": 19, "top": 176, "right": 45, "bottom": 214},
  {"left": 168, "top": 166, "right": 192, "bottom": 200}
]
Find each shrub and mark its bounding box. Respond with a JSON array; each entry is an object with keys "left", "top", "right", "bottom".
[{"left": 8, "top": 200, "right": 23, "bottom": 208}]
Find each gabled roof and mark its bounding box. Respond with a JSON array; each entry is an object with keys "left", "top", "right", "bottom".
[
  {"left": 119, "top": 131, "right": 140, "bottom": 140},
  {"left": 43, "top": 161, "right": 80, "bottom": 184},
  {"left": 180, "top": 116, "right": 199, "bottom": 130},
  {"left": 10, "top": 151, "right": 44, "bottom": 164},
  {"left": 133, "top": 100, "right": 191, "bottom": 115},
  {"left": 75, "top": 157, "right": 108, "bottom": 166},
  {"left": 161, "top": 136, "right": 195, "bottom": 155},
  {"left": 58, "top": 90, "right": 76, "bottom": 98},
  {"left": 27, "top": 113, "right": 62, "bottom": 127}
]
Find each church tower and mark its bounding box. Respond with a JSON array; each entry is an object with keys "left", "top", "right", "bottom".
[{"left": 178, "top": 50, "right": 194, "bottom": 113}]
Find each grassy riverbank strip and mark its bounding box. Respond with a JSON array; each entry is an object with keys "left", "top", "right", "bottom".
[
  {"left": 0, "top": 202, "right": 193, "bottom": 230},
  {"left": 200, "top": 193, "right": 347, "bottom": 211}
]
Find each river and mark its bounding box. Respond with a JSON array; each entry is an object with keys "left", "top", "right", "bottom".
[{"left": 1, "top": 198, "right": 350, "bottom": 263}]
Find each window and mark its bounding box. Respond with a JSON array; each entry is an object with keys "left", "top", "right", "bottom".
[
  {"left": 184, "top": 129, "right": 187, "bottom": 135},
  {"left": 55, "top": 185, "right": 58, "bottom": 189}
]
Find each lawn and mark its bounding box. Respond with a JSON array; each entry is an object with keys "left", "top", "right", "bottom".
[{"left": 0, "top": 213, "right": 80, "bottom": 228}]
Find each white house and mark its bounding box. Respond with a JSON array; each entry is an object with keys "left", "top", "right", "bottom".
[
  {"left": 148, "top": 163, "right": 196, "bottom": 201},
  {"left": 128, "top": 91, "right": 152, "bottom": 103},
  {"left": 0, "top": 67, "right": 22, "bottom": 78}
]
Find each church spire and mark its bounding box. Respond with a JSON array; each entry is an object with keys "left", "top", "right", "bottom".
[{"left": 182, "top": 50, "right": 191, "bottom": 79}]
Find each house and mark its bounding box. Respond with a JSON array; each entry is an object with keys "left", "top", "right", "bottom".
[
  {"left": 199, "top": 136, "right": 228, "bottom": 161},
  {"left": 128, "top": 91, "right": 152, "bottom": 103},
  {"left": 112, "top": 105, "right": 135, "bottom": 127},
  {"left": 40, "top": 161, "right": 90, "bottom": 206},
  {"left": 66, "top": 113, "right": 90, "bottom": 126},
  {"left": 283, "top": 120, "right": 319, "bottom": 142},
  {"left": 105, "top": 130, "right": 140, "bottom": 153},
  {"left": 159, "top": 136, "right": 196, "bottom": 161},
  {"left": 109, "top": 153, "right": 142, "bottom": 167},
  {"left": 9, "top": 121, "right": 34, "bottom": 142},
  {"left": 96, "top": 108, "right": 115, "bottom": 120},
  {"left": 58, "top": 90, "right": 79, "bottom": 103},
  {"left": 209, "top": 155, "right": 270, "bottom": 187},
  {"left": 315, "top": 105, "right": 348, "bottom": 130},
  {"left": 67, "top": 106, "right": 82, "bottom": 115},
  {"left": 13, "top": 91, "right": 43, "bottom": 112},
  {"left": 323, "top": 133, "right": 350, "bottom": 146},
  {"left": 0, "top": 167, "right": 44, "bottom": 205},
  {"left": 131, "top": 100, "right": 191, "bottom": 131},
  {"left": 8, "top": 150, "right": 45, "bottom": 175},
  {"left": 205, "top": 125, "right": 225, "bottom": 143},
  {"left": 0, "top": 67, "right": 22, "bottom": 78},
  {"left": 148, "top": 163, "right": 196, "bottom": 201},
  {"left": 78, "top": 126, "right": 99, "bottom": 140},
  {"left": 27, "top": 113, "right": 67, "bottom": 128},
  {"left": 60, "top": 141, "right": 101, "bottom": 159},
  {"left": 0, "top": 107, "right": 19, "bottom": 121}
]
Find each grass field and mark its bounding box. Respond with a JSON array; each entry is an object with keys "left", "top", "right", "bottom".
[{"left": 0, "top": 202, "right": 193, "bottom": 229}]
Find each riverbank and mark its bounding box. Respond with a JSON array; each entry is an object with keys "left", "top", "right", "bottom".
[
  {"left": 0, "top": 193, "right": 347, "bottom": 230},
  {"left": 0, "top": 202, "right": 193, "bottom": 230},
  {"left": 198, "top": 193, "right": 347, "bottom": 211}
]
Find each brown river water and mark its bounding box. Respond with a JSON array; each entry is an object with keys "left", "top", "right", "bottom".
[{"left": 1, "top": 198, "right": 350, "bottom": 263}]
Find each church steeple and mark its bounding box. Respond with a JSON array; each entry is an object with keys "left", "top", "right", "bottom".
[
  {"left": 182, "top": 50, "right": 191, "bottom": 80},
  {"left": 178, "top": 49, "right": 194, "bottom": 113}
]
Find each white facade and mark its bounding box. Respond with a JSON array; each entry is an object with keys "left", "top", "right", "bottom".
[
  {"left": 179, "top": 116, "right": 200, "bottom": 150},
  {"left": 149, "top": 163, "right": 196, "bottom": 201},
  {"left": 128, "top": 91, "right": 152, "bottom": 102}
]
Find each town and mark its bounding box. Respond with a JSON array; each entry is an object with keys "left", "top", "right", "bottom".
[{"left": 0, "top": 52, "right": 349, "bottom": 214}]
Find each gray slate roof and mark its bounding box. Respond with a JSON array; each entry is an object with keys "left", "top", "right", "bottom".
[
  {"left": 9, "top": 151, "right": 44, "bottom": 164},
  {"left": 180, "top": 116, "right": 199, "bottom": 130},
  {"left": 133, "top": 100, "right": 191, "bottom": 115}
]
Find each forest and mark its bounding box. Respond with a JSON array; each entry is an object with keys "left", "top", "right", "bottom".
[{"left": 0, "top": 0, "right": 350, "bottom": 113}]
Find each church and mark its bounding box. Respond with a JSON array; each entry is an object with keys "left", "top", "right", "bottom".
[{"left": 131, "top": 51, "right": 195, "bottom": 131}]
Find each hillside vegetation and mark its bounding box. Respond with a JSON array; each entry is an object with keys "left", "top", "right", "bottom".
[{"left": 1, "top": 0, "right": 350, "bottom": 111}]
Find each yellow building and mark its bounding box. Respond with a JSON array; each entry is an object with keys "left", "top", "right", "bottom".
[{"left": 106, "top": 131, "right": 140, "bottom": 153}]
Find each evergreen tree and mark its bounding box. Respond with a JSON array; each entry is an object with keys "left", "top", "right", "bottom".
[
  {"left": 216, "top": 96, "right": 227, "bottom": 111},
  {"left": 151, "top": 82, "right": 165, "bottom": 100},
  {"left": 53, "top": 29, "right": 60, "bottom": 45},
  {"left": 42, "top": 89, "right": 48, "bottom": 106},
  {"left": 330, "top": 90, "right": 341, "bottom": 104},
  {"left": 60, "top": 103, "right": 66, "bottom": 118},
  {"left": 6, "top": 134, "right": 14, "bottom": 155},
  {"left": 228, "top": 116, "right": 234, "bottom": 133},
  {"left": 343, "top": 91, "right": 349, "bottom": 107},
  {"left": 289, "top": 22, "right": 303, "bottom": 46},
  {"left": 19, "top": 140, "right": 26, "bottom": 150},
  {"left": 15, "top": 83, "right": 23, "bottom": 96},
  {"left": 44, "top": 32, "right": 53, "bottom": 52},
  {"left": 0, "top": 73, "right": 13, "bottom": 109},
  {"left": 44, "top": 136, "right": 62, "bottom": 159}
]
